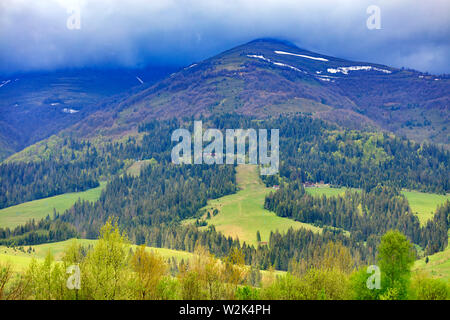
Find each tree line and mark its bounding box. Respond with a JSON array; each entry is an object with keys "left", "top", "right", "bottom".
[
  {"left": 265, "top": 183, "right": 449, "bottom": 256},
  {"left": 0, "top": 161, "right": 99, "bottom": 209},
  {"left": 0, "top": 113, "right": 448, "bottom": 277}
]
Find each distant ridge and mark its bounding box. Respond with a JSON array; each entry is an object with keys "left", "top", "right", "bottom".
[{"left": 4, "top": 38, "right": 449, "bottom": 162}]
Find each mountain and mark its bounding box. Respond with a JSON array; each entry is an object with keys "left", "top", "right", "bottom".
[
  {"left": 3, "top": 38, "right": 449, "bottom": 160},
  {"left": 0, "top": 66, "right": 176, "bottom": 160}
]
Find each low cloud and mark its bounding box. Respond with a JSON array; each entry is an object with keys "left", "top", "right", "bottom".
[{"left": 0, "top": 0, "right": 449, "bottom": 74}]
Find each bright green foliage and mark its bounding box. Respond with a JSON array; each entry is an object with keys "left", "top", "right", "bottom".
[
  {"left": 79, "top": 218, "right": 131, "bottom": 300},
  {"left": 236, "top": 286, "right": 260, "bottom": 300},
  {"left": 409, "top": 274, "right": 449, "bottom": 300},
  {"left": 379, "top": 287, "right": 403, "bottom": 300},
  {"left": 349, "top": 268, "right": 380, "bottom": 300},
  {"left": 377, "top": 230, "right": 416, "bottom": 299},
  {"left": 27, "top": 251, "right": 66, "bottom": 300},
  {"left": 130, "top": 245, "right": 167, "bottom": 300},
  {"left": 260, "top": 273, "right": 305, "bottom": 300},
  {"left": 1, "top": 223, "right": 447, "bottom": 300},
  {"left": 155, "top": 277, "right": 179, "bottom": 300},
  {"left": 0, "top": 261, "right": 30, "bottom": 299},
  {"left": 260, "top": 268, "right": 352, "bottom": 300}
]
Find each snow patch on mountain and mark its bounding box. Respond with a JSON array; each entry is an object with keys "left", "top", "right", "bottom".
[
  {"left": 247, "top": 54, "right": 271, "bottom": 62},
  {"left": 0, "top": 80, "right": 11, "bottom": 88},
  {"left": 315, "top": 74, "right": 336, "bottom": 82},
  {"left": 327, "top": 66, "right": 391, "bottom": 75},
  {"left": 272, "top": 62, "right": 304, "bottom": 73},
  {"left": 62, "top": 108, "right": 79, "bottom": 114},
  {"left": 274, "top": 50, "right": 329, "bottom": 62},
  {"left": 136, "top": 76, "right": 144, "bottom": 84},
  {"left": 247, "top": 54, "right": 305, "bottom": 73}
]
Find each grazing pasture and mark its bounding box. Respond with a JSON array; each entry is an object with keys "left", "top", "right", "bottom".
[
  {"left": 0, "top": 182, "right": 106, "bottom": 229},
  {"left": 191, "top": 165, "right": 322, "bottom": 247}
]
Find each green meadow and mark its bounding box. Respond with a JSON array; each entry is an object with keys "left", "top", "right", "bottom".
[
  {"left": 401, "top": 190, "right": 450, "bottom": 225},
  {"left": 305, "top": 186, "right": 352, "bottom": 197},
  {"left": 0, "top": 238, "right": 194, "bottom": 271},
  {"left": 126, "top": 158, "right": 157, "bottom": 176},
  {"left": 0, "top": 239, "right": 96, "bottom": 261},
  {"left": 0, "top": 253, "right": 35, "bottom": 271},
  {"left": 0, "top": 238, "right": 284, "bottom": 284},
  {"left": 304, "top": 186, "right": 449, "bottom": 226},
  {"left": 190, "top": 165, "right": 322, "bottom": 247},
  {"left": 0, "top": 182, "right": 106, "bottom": 229},
  {"left": 0, "top": 239, "right": 96, "bottom": 270},
  {"left": 413, "top": 231, "right": 450, "bottom": 281}
]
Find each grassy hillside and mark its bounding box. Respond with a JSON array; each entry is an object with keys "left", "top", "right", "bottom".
[
  {"left": 0, "top": 253, "right": 35, "bottom": 270},
  {"left": 305, "top": 186, "right": 353, "bottom": 197},
  {"left": 413, "top": 231, "right": 450, "bottom": 281},
  {"left": 0, "top": 238, "right": 193, "bottom": 271},
  {"left": 401, "top": 190, "right": 450, "bottom": 225},
  {"left": 0, "top": 239, "right": 96, "bottom": 270},
  {"left": 0, "top": 238, "right": 286, "bottom": 285},
  {"left": 305, "top": 187, "right": 449, "bottom": 280},
  {"left": 126, "top": 158, "right": 157, "bottom": 176},
  {"left": 304, "top": 186, "right": 449, "bottom": 226},
  {"left": 0, "top": 182, "right": 106, "bottom": 229},
  {"left": 188, "top": 165, "right": 322, "bottom": 246}
]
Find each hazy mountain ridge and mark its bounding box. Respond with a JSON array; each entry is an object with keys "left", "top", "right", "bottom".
[{"left": 0, "top": 67, "right": 176, "bottom": 160}]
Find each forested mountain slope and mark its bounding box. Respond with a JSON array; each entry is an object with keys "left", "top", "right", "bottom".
[{"left": 16, "top": 38, "right": 446, "bottom": 147}]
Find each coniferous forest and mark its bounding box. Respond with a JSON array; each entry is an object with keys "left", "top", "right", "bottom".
[{"left": 0, "top": 114, "right": 448, "bottom": 301}]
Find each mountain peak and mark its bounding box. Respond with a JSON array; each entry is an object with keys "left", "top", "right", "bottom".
[
  {"left": 24, "top": 39, "right": 448, "bottom": 147},
  {"left": 247, "top": 38, "right": 299, "bottom": 48}
]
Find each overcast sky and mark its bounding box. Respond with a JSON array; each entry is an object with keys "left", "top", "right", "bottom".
[{"left": 1, "top": 0, "right": 449, "bottom": 75}]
